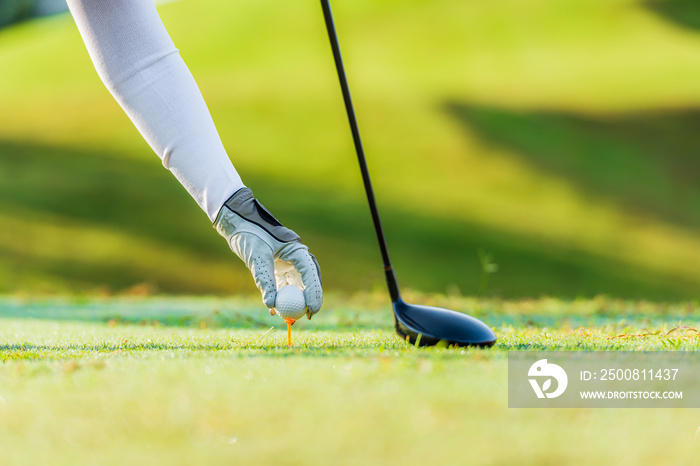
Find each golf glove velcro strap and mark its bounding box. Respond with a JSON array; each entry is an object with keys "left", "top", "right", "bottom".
[{"left": 214, "top": 188, "right": 323, "bottom": 317}]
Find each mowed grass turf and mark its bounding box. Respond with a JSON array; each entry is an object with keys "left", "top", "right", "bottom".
[
  {"left": 0, "top": 295, "right": 698, "bottom": 465},
  {"left": 1, "top": 0, "right": 700, "bottom": 298}
]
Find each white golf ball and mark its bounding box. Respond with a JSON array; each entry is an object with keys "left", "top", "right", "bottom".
[{"left": 275, "top": 285, "right": 306, "bottom": 321}]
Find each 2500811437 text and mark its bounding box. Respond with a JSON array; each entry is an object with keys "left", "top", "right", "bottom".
[{"left": 581, "top": 368, "right": 679, "bottom": 381}]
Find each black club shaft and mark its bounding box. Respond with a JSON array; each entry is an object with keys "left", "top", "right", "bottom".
[{"left": 320, "top": 0, "right": 400, "bottom": 302}]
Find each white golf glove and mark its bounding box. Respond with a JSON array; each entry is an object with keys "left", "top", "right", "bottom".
[{"left": 214, "top": 187, "right": 323, "bottom": 319}]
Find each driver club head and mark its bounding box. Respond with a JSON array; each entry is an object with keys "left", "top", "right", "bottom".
[{"left": 393, "top": 299, "right": 497, "bottom": 347}]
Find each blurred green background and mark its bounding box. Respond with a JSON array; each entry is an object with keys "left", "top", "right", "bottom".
[{"left": 0, "top": 0, "right": 699, "bottom": 299}]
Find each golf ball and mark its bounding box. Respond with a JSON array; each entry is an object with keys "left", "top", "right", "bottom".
[{"left": 275, "top": 285, "right": 306, "bottom": 321}]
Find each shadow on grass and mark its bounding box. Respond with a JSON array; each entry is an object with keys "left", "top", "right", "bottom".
[
  {"left": 0, "top": 297, "right": 394, "bottom": 330},
  {"left": 1, "top": 139, "right": 699, "bottom": 299},
  {"left": 644, "top": 0, "right": 700, "bottom": 32},
  {"left": 446, "top": 102, "right": 700, "bottom": 231}
]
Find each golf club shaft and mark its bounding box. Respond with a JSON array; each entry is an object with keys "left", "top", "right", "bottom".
[{"left": 320, "top": 0, "right": 400, "bottom": 302}]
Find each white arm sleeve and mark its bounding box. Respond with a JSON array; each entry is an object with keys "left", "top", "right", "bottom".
[{"left": 66, "top": 0, "right": 245, "bottom": 220}]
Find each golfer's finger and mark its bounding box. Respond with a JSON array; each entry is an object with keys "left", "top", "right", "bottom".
[
  {"left": 230, "top": 233, "right": 278, "bottom": 308},
  {"left": 248, "top": 247, "right": 277, "bottom": 309},
  {"left": 279, "top": 245, "right": 323, "bottom": 313}
]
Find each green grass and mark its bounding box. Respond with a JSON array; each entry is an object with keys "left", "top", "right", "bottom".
[
  {"left": 0, "top": 295, "right": 698, "bottom": 465},
  {"left": 1, "top": 0, "right": 700, "bottom": 298},
  {"left": 645, "top": 0, "right": 700, "bottom": 31}
]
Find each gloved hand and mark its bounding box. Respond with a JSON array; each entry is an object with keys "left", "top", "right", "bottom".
[{"left": 213, "top": 187, "right": 323, "bottom": 319}]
